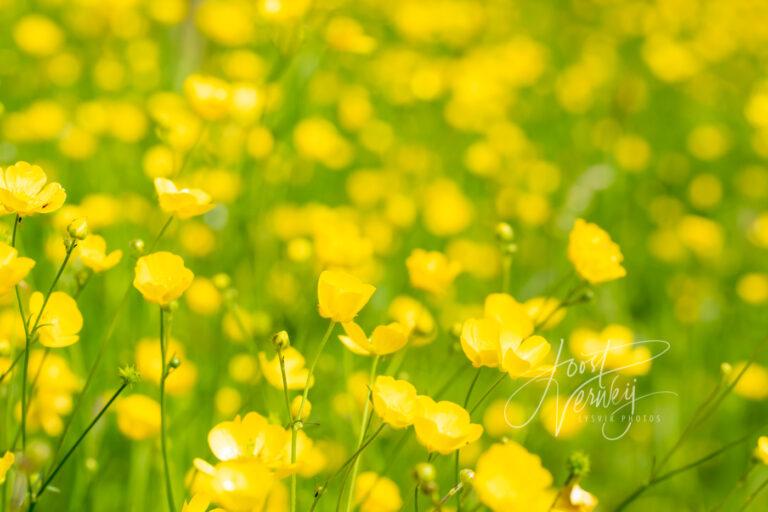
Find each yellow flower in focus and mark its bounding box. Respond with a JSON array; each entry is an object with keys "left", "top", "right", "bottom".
[
  {"left": 133, "top": 251, "right": 194, "bottom": 306},
  {"left": 317, "top": 270, "right": 376, "bottom": 323},
  {"left": 755, "top": 436, "right": 768, "bottom": 465},
  {"left": 192, "top": 458, "right": 274, "bottom": 512},
  {"left": 406, "top": 249, "right": 461, "bottom": 295},
  {"left": 461, "top": 318, "right": 501, "bottom": 368},
  {"left": 474, "top": 442, "right": 554, "bottom": 511},
  {"left": 372, "top": 376, "right": 418, "bottom": 429},
  {"left": 354, "top": 471, "right": 402, "bottom": 512},
  {"left": 413, "top": 396, "right": 483, "bottom": 454},
  {"left": 116, "top": 394, "right": 161, "bottom": 440},
  {"left": 501, "top": 334, "right": 552, "bottom": 378},
  {"left": 0, "top": 242, "right": 35, "bottom": 294},
  {"left": 154, "top": 178, "right": 215, "bottom": 219},
  {"left": 0, "top": 451, "right": 14, "bottom": 485},
  {"left": 567, "top": 219, "right": 626, "bottom": 284},
  {"left": 184, "top": 74, "right": 231, "bottom": 120},
  {"left": 0, "top": 162, "right": 66, "bottom": 216},
  {"left": 258, "top": 347, "right": 313, "bottom": 390},
  {"left": 135, "top": 337, "right": 198, "bottom": 395},
  {"left": 28, "top": 291, "right": 83, "bottom": 348},
  {"left": 76, "top": 235, "right": 122, "bottom": 273},
  {"left": 338, "top": 322, "right": 409, "bottom": 356},
  {"left": 552, "top": 483, "right": 598, "bottom": 512}
]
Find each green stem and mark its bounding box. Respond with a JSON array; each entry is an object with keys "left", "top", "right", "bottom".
[
  {"left": 343, "top": 355, "right": 381, "bottom": 512},
  {"left": 455, "top": 367, "right": 482, "bottom": 511},
  {"left": 148, "top": 217, "right": 174, "bottom": 253},
  {"left": 159, "top": 308, "right": 175, "bottom": 512},
  {"left": 739, "top": 474, "right": 768, "bottom": 511},
  {"left": 290, "top": 320, "right": 336, "bottom": 512},
  {"left": 30, "top": 380, "right": 128, "bottom": 509},
  {"left": 277, "top": 349, "right": 293, "bottom": 425},
  {"left": 469, "top": 372, "right": 506, "bottom": 415},
  {"left": 713, "top": 461, "right": 757, "bottom": 512},
  {"left": 310, "top": 423, "right": 387, "bottom": 512}
]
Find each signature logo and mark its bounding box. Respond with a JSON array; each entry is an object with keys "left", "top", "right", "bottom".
[{"left": 505, "top": 339, "right": 676, "bottom": 440}]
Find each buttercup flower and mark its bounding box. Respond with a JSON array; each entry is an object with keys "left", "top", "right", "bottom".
[
  {"left": 553, "top": 483, "right": 598, "bottom": 512},
  {"left": 135, "top": 337, "right": 198, "bottom": 395},
  {"left": 183, "top": 74, "right": 231, "bottom": 120},
  {"left": 76, "top": 234, "right": 122, "bottom": 273},
  {"left": 133, "top": 251, "right": 194, "bottom": 305},
  {"left": 387, "top": 295, "right": 436, "bottom": 346},
  {"left": 413, "top": 396, "right": 483, "bottom": 454},
  {"left": 317, "top": 269, "right": 376, "bottom": 323},
  {"left": 115, "top": 394, "right": 162, "bottom": 440},
  {"left": 461, "top": 318, "right": 502, "bottom": 368},
  {"left": 338, "top": 321, "right": 409, "bottom": 356},
  {"left": 28, "top": 291, "right": 83, "bottom": 348},
  {"left": 474, "top": 442, "right": 554, "bottom": 511},
  {"left": 181, "top": 494, "right": 223, "bottom": 512},
  {"left": 353, "top": 471, "right": 402, "bottom": 512},
  {"left": 0, "top": 161, "right": 66, "bottom": 216},
  {"left": 155, "top": 178, "right": 215, "bottom": 219},
  {"left": 406, "top": 248, "right": 462, "bottom": 295},
  {"left": 0, "top": 451, "right": 14, "bottom": 485},
  {"left": 567, "top": 219, "right": 626, "bottom": 284},
  {"left": 0, "top": 242, "right": 35, "bottom": 294},
  {"left": 191, "top": 459, "right": 274, "bottom": 512},
  {"left": 258, "top": 347, "right": 313, "bottom": 390},
  {"left": 372, "top": 375, "right": 418, "bottom": 429}
]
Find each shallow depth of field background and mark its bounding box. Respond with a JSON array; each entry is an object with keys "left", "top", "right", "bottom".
[{"left": 2, "top": 0, "right": 768, "bottom": 510}]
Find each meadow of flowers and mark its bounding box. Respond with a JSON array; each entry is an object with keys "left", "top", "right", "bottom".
[{"left": 2, "top": 0, "right": 768, "bottom": 511}]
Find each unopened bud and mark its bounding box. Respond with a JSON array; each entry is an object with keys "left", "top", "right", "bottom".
[
  {"left": 495, "top": 222, "right": 514, "bottom": 242},
  {"left": 67, "top": 218, "right": 89, "bottom": 240},
  {"left": 414, "top": 462, "right": 437, "bottom": 483},
  {"left": 168, "top": 356, "right": 181, "bottom": 370},
  {"left": 130, "top": 239, "right": 146, "bottom": 257},
  {"left": 272, "top": 330, "right": 290, "bottom": 350},
  {"left": 459, "top": 468, "right": 475, "bottom": 485},
  {"left": 119, "top": 365, "right": 141, "bottom": 386},
  {"left": 567, "top": 451, "right": 591, "bottom": 478}
]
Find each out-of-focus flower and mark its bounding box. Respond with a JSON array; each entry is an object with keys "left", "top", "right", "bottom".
[
  {"left": 755, "top": 436, "right": 768, "bottom": 465},
  {"left": 133, "top": 252, "right": 194, "bottom": 306},
  {"left": 570, "top": 325, "right": 651, "bottom": 376},
  {"left": 21, "top": 351, "right": 80, "bottom": 436},
  {"left": 116, "top": 394, "right": 162, "bottom": 440},
  {"left": 737, "top": 273, "right": 768, "bottom": 305},
  {"left": 552, "top": 483, "right": 598, "bottom": 512},
  {"left": 326, "top": 17, "right": 377, "bottom": 54},
  {"left": 413, "top": 396, "right": 482, "bottom": 454},
  {"left": 0, "top": 162, "right": 66, "bottom": 216},
  {"left": 338, "top": 322, "right": 409, "bottom": 356},
  {"left": 406, "top": 249, "right": 461, "bottom": 295},
  {"left": 567, "top": 219, "right": 626, "bottom": 284},
  {"left": 372, "top": 376, "right": 418, "bottom": 429},
  {"left": 524, "top": 297, "right": 565, "bottom": 330},
  {"left": 540, "top": 396, "right": 586, "bottom": 438},
  {"left": 317, "top": 270, "right": 376, "bottom": 323},
  {"left": 0, "top": 451, "right": 14, "bottom": 485},
  {"left": 29, "top": 291, "right": 83, "bottom": 348},
  {"left": 474, "top": 442, "right": 554, "bottom": 511},
  {"left": 76, "top": 235, "right": 122, "bottom": 273},
  {"left": 258, "top": 347, "right": 312, "bottom": 390},
  {"left": 155, "top": 178, "right": 215, "bottom": 219},
  {"left": 184, "top": 74, "right": 231, "bottom": 121},
  {"left": 0, "top": 243, "right": 35, "bottom": 294},
  {"left": 353, "top": 471, "right": 402, "bottom": 512},
  {"left": 291, "top": 396, "right": 311, "bottom": 421},
  {"left": 186, "top": 277, "right": 223, "bottom": 315},
  {"left": 191, "top": 458, "right": 274, "bottom": 512},
  {"left": 727, "top": 362, "right": 768, "bottom": 400},
  {"left": 387, "top": 295, "right": 436, "bottom": 346},
  {"left": 135, "top": 337, "right": 198, "bottom": 395},
  {"left": 13, "top": 15, "right": 63, "bottom": 57},
  {"left": 181, "top": 493, "right": 222, "bottom": 512},
  {"left": 422, "top": 179, "right": 474, "bottom": 236}
]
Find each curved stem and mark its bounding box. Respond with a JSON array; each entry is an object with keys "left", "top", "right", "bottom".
[
  {"left": 343, "top": 355, "right": 380, "bottom": 512},
  {"left": 148, "top": 217, "right": 174, "bottom": 253},
  {"left": 277, "top": 349, "right": 293, "bottom": 425},
  {"left": 469, "top": 373, "right": 506, "bottom": 415},
  {"left": 290, "top": 320, "right": 336, "bottom": 512},
  {"left": 159, "top": 308, "right": 175, "bottom": 512}
]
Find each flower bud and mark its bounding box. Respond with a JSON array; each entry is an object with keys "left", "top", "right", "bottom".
[
  {"left": 119, "top": 365, "right": 142, "bottom": 386},
  {"left": 414, "top": 462, "right": 437, "bottom": 483},
  {"left": 168, "top": 355, "right": 181, "bottom": 370},
  {"left": 130, "top": 239, "right": 146, "bottom": 257},
  {"left": 501, "top": 242, "right": 518, "bottom": 256},
  {"left": 567, "top": 451, "right": 591, "bottom": 478},
  {"left": 67, "top": 218, "right": 89, "bottom": 240},
  {"left": 272, "top": 330, "right": 290, "bottom": 350},
  {"left": 495, "top": 222, "right": 514, "bottom": 242},
  {"left": 459, "top": 468, "right": 475, "bottom": 485}
]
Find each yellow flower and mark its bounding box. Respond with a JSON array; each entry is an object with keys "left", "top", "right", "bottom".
[
  {"left": 406, "top": 249, "right": 461, "bottom": 295},
  {"left": 115, "top": 394, "right": 161, "bottom": 440},
  {"left": 570, "top": 325, "right": 650, "bottom": 376},
  {"left": 258, "top": 347, "right": 313, "bottom": 390},
  {"left": 0, "top": 451, "right": 14, "bottom": 485},
  {"left": 183, "top": 74, "right": 231, "bottom": 121},
  {"left": 133, "top": 251, "right": 194, "bottom": 306},
  {"left": 28, "top": 291, "right": 83, "bottom": 348},
  {"left": 192, "top": 458, "right": 274, "bottom": 512},
  {"left": 154, "top": 178, "right": 215, "bottom": 219},
  {"left": 372, "top": 376, "right": 418, "bottom": 429},
  {"left": 338, "top": 322, "right": 409, "bottom": 356},
  {"left": 461, "top": 318, "right": 502, "bottom": 368},
  {"left": 540, "top": 396, "right": 585, "bottom": 438},
  {"left": 317, "top": 270, "right": 376, "bottom": 323},
  {"left": 76, "top": 235, "right": 122, "bottom": 273},
  {"left": 0, "top": 242, "right": 35, "bottom": 294},
  {"left": 290, "top": 396, "right": 311, "bottom": 420},
  {"left": 501, "top": 334, "right": 552, "bottom": 378},
  {"left": 567, "top": 219, "right": 626, "bottom": 284},
  {"left": 181, "top": 493, "right": 223, "bottom": 512},
  {"left": 186, "top": 277, "right": 223, "bottom": 315},
  {"left": 135, "top": 337, "right": 198, "bottom": 395},
  {"left": 755, "top": 436, "right": 768, "bottom": 465},
  {"left": 387, "top": 295, "right": 436, "bottom": 346},
  {"left": 474, "top": 442, "right": 554, "bottom": 511},
  {"left": 0, "top": 161, "right": 66, "bottom": 216},
  {"left": 413, "top": 396, "right": 483, "bottom": 454},
  {"left": 524, "top": 296, "right": 565, "bottom": 330},
  {"left": 354, "top": 471, "right": 403, "bottom": 512},
  {"left": 727, "top": 362, "right": 768, "bottom": 400},
  {"left": 553, "top": 483, "right": 598, "bottom": 512}
]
